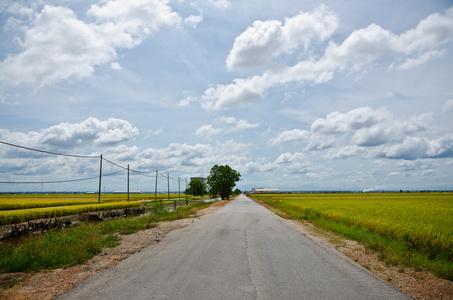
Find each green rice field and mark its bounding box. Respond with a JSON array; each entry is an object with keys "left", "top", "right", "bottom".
[{"left": 252, "top": 192, "right": 453, "bottom": 280}]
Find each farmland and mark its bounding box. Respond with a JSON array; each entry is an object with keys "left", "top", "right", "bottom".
[
  {"left": 0, "top": 193, "right": 189, "bottom": 209},
  {"left": 252, "top": 192, "right": 453, "bottom": 280},
  {"left": 0, "top": 193, "right": 198, "bottom": 225}
]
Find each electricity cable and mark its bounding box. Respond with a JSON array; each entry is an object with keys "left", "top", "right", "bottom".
[
  {"left": 0, "top": 140, "right": 100, "bottom": 159},
  {"left": 0, "top": 170, "right": 124, "bottom": 184}
]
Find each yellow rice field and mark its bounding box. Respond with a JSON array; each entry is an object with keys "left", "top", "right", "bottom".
[
  {"left": 0, "top": 193, "right": 186, "bottom": 210},
  {"left": 253, "top": 193, "right": 453, "bottom": 261}
]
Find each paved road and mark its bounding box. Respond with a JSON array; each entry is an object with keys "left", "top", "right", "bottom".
[{"left": 58, "top": 195, "right": 411, "bottom": 300}]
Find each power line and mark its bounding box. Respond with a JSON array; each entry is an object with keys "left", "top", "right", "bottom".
[
  {"left": 1, "top": 140, "right": 190, "bottom": 190},
  {"left": 0, "top": 170, "right": 124, "bottom": 184},
  {"left": 102, "top": 156, "right": 129, "bottom": 170},
  {"left": 0, "top": 140, "right": 100, "bottom": 159},
  {"left": 129, "top": 169, "right": 157, "bottom": 178}
]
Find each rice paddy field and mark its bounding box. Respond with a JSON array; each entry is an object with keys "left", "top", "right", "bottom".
[
  {"left": 0, "top": 193, "right": 189, "bottom": 210},
  {"left": 0, "top": 193, "right": 193, "bottom": 225},
  {"left": 252, "top": 192, "right": 453, "bottom": 280}
]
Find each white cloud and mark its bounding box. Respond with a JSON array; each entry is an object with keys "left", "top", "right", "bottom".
[
  {"left": 375, "top": 136, "right": 453, "bottom": 160},
  {"left": 269, "top": 129, "right": 310, "bottom": 145},
  {"left": 41, "top": 117, "right": 139, "bottom": 147},
  {"left": 226, "top": 5, "right": 338, "bottom": 71},
  {"left": 232, "top": 119, "right": 260, "bottom": 131},
  {"left": 178, "top": 95, "right": 197, "bottom": 107},
  {"left": 208, "top": 0, "right": 231, "bottom": 10},
  {"left": 272, "top": 152, "right": 312, "bottom": 174},
  {"left": 199, "top": 7, "right": 453, "bottom": 110},
  {"left": 184, "top": 14, "right": 203, "bottom": 28},
  {"left": 397, "top": 50, "right": 445, "bottom": 70},
  {"left": 87, "top": 0, "right": 182, "bottom": 43},
  {"left": 137, "top": 139, "right": 249, "bottom": 171},
  {"left": 442, "top": 99, "right": 453, "bottom": 113},
  {"left": 305, "top": 133, "right": 336, "bottom": 151},
  {"left": 194, "top": 124, "right": 222, "bottom": 137},
  {"left": 0, "top": 117, "right": 139, "bottom": 151},
  {"left": 217, "top": 116, "right": 259, "bottom": 131},
  {"left": 217, "top": 116, "right": 236, "bottom": 124},
  {"left": 110, "top": 62, "right": 122, "bottom": 70},
  {"left": 0, "top": 0, "right": 183, "bottom": 86},
  {"left": 351, "top": 112, "right": 431, "bottom": 147},
  {"left": 6, "top": 3, "right": 33, "bottom": 16},
  {"left": 194, "top": 117, "right": 259, "bottom": 138},
  {"left": 328, "top": 146, "right": 364, "bottom": 160},
  {"left": 268, "top": 106, "right": 443, "bottom": 162},
  {"left": 311, "top": 107, "right": 390, "bottom": 135},
  {"left": 0, "top": 121, "right": 254, "bottom": 178},
  {"left": 396, "top": 160, "right": 434, "bottom": 171}
]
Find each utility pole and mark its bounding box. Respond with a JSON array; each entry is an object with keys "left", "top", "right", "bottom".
[
  {"left": 185, "top": 178, "right": 188, "bottom": 205},
  {"left": 98, "top": 154, "right": 103, "bottom": 203},
  {"left": 167, "top": 173, "right": 170, "bottom": 201},
  {"left": 155, "top": 170, "right": 158, "bottom": 202},
  {"left": 127, "top": 164, "right": 130, "bottom": 202},
  {"left": 178, "top": 177, "right": 180, "bottom": 200}
]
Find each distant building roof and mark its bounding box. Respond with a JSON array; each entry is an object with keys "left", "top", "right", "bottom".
[{"left": 252, "top": 188, "right": 279, "bottom": 193}]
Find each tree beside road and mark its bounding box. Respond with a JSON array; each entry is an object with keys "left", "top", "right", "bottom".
[
  {"left": 186, "top": 178, "right": 207, "bottom": 196},
  {"left": 206, "top": 165, "right": 240, "bottom": 200}
]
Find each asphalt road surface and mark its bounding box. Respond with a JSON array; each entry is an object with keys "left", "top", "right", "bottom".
[{"left": 58, "top": 194, "right": 411, "bottom": 300}]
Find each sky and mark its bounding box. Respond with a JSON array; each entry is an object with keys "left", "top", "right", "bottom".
[{"left": 1, "top": 0, "right": 453, "bottom": 193}]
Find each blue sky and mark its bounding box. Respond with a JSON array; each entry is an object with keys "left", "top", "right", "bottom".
[{"left": 1, "top": 0, "right": 453, "bottom": 193}]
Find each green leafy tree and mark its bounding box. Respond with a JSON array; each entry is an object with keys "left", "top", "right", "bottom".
[
  {"left": 206, "top": 165, "right": 241, "bottom": 200},
  {"left": 186, "top": 178, "right": 207, "bottom": 196},
  {"left": 233, "top": 188, "right": 242, "bottom": 195}
]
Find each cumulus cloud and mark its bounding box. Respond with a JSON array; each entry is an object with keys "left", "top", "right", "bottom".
[
  {"left": 218, "top": 117, "right": 260, "bottom": 131},
  {"left": 194, "top": 117, "right": 259, "bottom": 137},
  {"left": 208, "top": 0, "right": 231, "bottom": 10},
  {"left": 0, "top": 0, "right": 184, "bottom": 86},
  {"left": 200, "top": 7, "right": 453, "bottom": 110},
  {"left": 0, "top": 120, "right": 254, "bottom": 179},
  {"left": 0, "top": 117, "right": 139, "bottom": 152},
  {"left": 306, "top": 107, "right": 431, "bottom": 152},
  {"left": 184, "top": 14, "right": 203, "bottom": 28},
  {"left": 273, "top": 152, "right": 312, "bottom": 174},
  {"left": 230, "top": 119, "right": 260, "bottom": 131},
  {"left": 396, "top": 160, "right": 434, "bottom": 171},
  {"left": 269, "top": 129, "right": 310, "bottom": 145},
  {"left": 226, "top": 5, "right": 338, "bottom": 71},
  {"left": 110, "top": 62, "right": 122, "bottom": 70},
  {"left": 311, "top": 107, "right": 391, "bottom": 135},
  {"left": 178, "top": 95, "right": 197, "bottom": 107},
  {"left": 0, "top": 117, "right": 140, "bottom": 179},
  {"left": 194, "top": 124, "right": 222, "bottom": 138},
  {"left": 397, "top": 49, "right": 445, "bottom": 70},
  {"left": 328, "top": 146, "right": 364, "bottom": 160},
  {"left": 375, "top": 136, "right": 453, "bottom": 160},
  {"left": 136, "top": 139, "right": 249, "bottom": 171},
  {"left": 268, "top": 106, "right": 452, "bottom": 161},
  {"left": 442, "top": 99, "right": 453, "bottom": 113}
]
